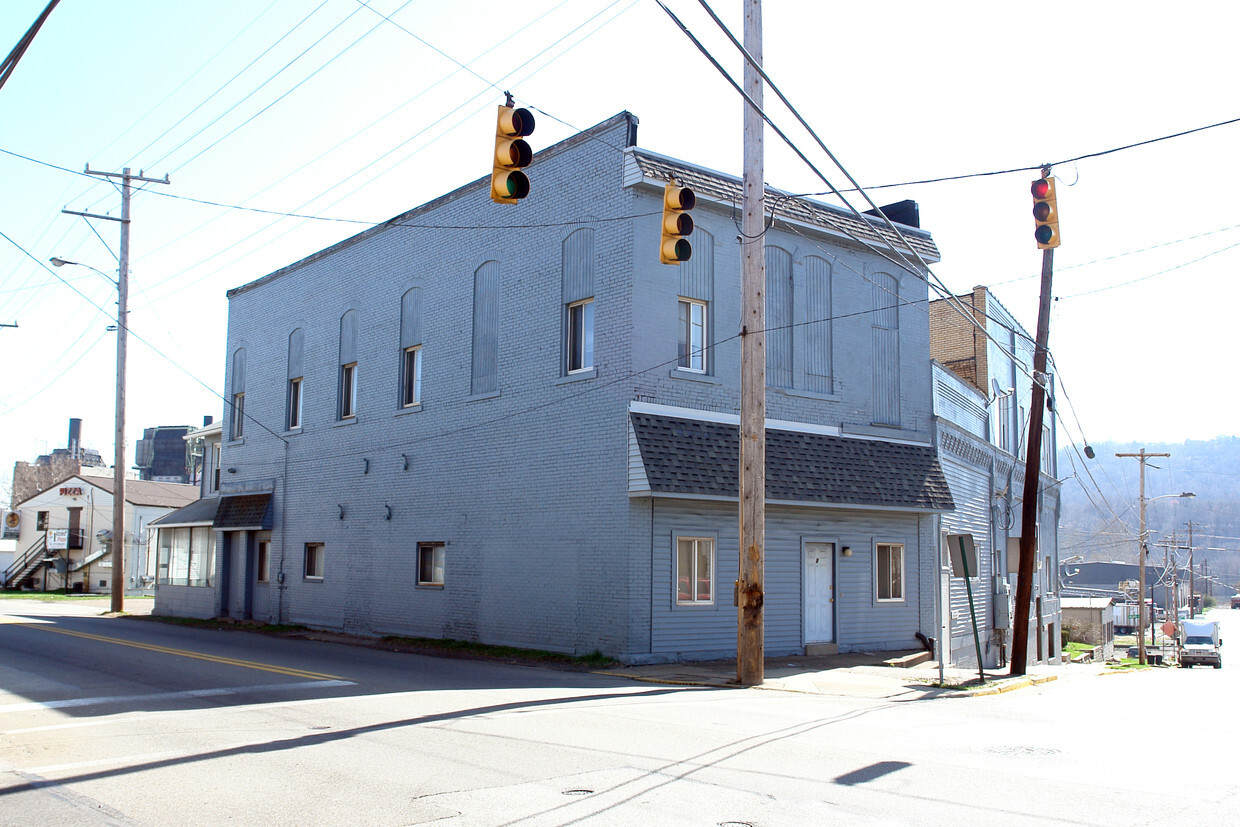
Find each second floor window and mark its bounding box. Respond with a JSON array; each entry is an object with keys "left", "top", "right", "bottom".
[
  {"left": 402, "top": 346, "right": 422, "bottom": 407},
  {"left": 288, "top": 377, "right": 303, "bottom": 429},
  {"left": 566, "top": 298, "right": 594, "bottom": 373},
  {"left": 232, "top": 392, "right": 245, "bottom": 439},
  {"left": 678, "top": 298, "right": 707, "bottom": 372},
  {"left": 340, "top": 363, "right": 357, "bottom": 419}
]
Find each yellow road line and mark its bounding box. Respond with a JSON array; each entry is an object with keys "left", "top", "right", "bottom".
[{"left": 17, "top": 624, "right": 347, "bottom": 681}]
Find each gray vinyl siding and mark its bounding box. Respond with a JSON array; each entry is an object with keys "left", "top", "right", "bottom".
[
  {"left": 765, "top": 245, "right": 793, "bottom": 389},
  {"left": 649, "top": 499, "right": 929, "bottom": 660}
]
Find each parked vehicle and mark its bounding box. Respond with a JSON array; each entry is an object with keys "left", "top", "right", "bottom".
[
  {"left": 1178, "top": 619, "right": 1222, "bottom": 668},
  {"left": 1230, "top": 594, "right": 1240, "bottom": 609},
  {"left": 1113, "top": 602, "right": 1141, "bottom": 634}
]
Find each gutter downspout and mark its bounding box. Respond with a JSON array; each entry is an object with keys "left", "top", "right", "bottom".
[{"left": 277, "top": 439, "right": 289, "bottom": 624}]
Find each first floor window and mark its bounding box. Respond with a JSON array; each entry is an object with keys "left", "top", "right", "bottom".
[
  {"left": 676, "top": 536, "right": 713, "bottom": 604},
  {"left": 876, "top": 543, "right": 904, "bottom": 602},
  {"left": 232, "top": 392, "right": 245, "bottom": 439},
  {"left": 288, "top": 378, "right": 303, "bottom": 429},
  {"left": 257, "top": 540, "right": 270, "bottom": 583},
  {"left": 417, "top": 542, "right": 444, "bottom": 586},
  {"left": 156, "top": 527, "right": 216, "bottom": 587},
  {"left": 340, "top": 363, "right": 357, "bottom": 419},
  {"left": 677, "top": 298, "right": 707, "bottom": 372},
  {"left": 305, "top": 543, "right": 325, "bottom": 580},
  {"left": 402, "top": 346, "right": 422, "bottom": 407},
  {"left": 566, "top": 298, "right": 594, "bottom": 373}
]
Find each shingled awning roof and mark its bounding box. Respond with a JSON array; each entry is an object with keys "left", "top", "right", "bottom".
[
  {"left": 631, "top": 411, "right": 954, "bottom": 511},
  {"left": 213, "top": 494, "right": 273, "bottom": 531}
]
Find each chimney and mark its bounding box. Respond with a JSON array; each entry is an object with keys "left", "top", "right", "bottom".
[
  {"left": 68, "top": 418, "right": 82, "bottom": 459},
  {"left": 203, "top": 415, "right": 213, "bottom": 426}
]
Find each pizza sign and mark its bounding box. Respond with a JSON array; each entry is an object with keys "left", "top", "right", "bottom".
[{"left": 60, "top": 487, "right": 84, "bottom": 496}]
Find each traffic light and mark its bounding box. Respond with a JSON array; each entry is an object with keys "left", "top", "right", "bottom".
[
  {"left": 1031, "top": 176, "right": 1060, "bottom": 249},
  {"left": 491, "top": 104, "right": 535, "bottom": 204},
  {"left": 659, "top": 181, "right": 695, "bottom": 264}
]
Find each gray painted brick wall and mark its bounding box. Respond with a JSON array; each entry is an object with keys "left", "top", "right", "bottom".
[{"left": 160, "top": 113, "right": 947, "bottom": 661}]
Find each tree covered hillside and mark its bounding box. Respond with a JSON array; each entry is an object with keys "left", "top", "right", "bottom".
[{"left": 1058, "top": 437, "right": 1240, "bottom": 595}]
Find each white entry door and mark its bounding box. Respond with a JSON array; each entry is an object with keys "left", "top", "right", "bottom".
[{"left": 804, "top": 542, "right": 835, "bottom": 643}]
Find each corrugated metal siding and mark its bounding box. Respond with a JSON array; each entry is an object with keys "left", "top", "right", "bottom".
[
  {"left": 649, "top": 500, "right": 927, "bottom": 657},
  {"left": 561, "top": 228, "right": 595, "bottom": 303},
  {"left": 935, "top": 374, "right": 986, "bottom": 434},
  {"left": 286, "top": 329, "right": 303, "bottom": 380},
  {"left": 804, "top": 255, "right": 832, "bottom": 393},
  {"left": 872, "top": 273, "right": 899, "bottom": 425},
  {"left": 471, "top": 260, "right": 500, "bottom": 395},
  {"left": 400, "top": 287, "right": 422, "bottom": 348},
  {"left": 680, "top": 227, "right": 713, "bottom": 301},
  {"left": 765, "top": 245, "right": 793, "bottom": 388}
]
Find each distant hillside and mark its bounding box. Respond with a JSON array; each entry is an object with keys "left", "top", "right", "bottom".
[{"left": 1057, "top": 437, "right": 1240, "bottom": 595}]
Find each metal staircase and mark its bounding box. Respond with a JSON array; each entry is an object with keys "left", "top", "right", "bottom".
[{"left": 3, "top": 535, "right": 51, "bottom": 589}]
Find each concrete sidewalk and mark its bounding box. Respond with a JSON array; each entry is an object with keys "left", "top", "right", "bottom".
[{"left": 595, "top": 650, "right": 1063, "bottom": 699}]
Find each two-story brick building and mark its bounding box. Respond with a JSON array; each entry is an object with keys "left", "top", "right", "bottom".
[{"left": 155, "top": 112, "right": 957, "bottom": 663}]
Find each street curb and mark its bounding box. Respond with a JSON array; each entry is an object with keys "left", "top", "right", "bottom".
[
  {"left": 590, "top": 670, "right": 739, "bottom": 688},
  {"left": 962, "top": 674, "right": 1057, "bottom": 696}
]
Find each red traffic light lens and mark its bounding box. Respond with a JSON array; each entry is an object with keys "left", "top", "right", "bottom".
[{"left": 1031, "top": 179, "right": 1051, "bottom": 199}]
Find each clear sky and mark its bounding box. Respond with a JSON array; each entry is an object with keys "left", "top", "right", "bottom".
[{"left": 2, "top": 0, "right": 1237, "bottom": 499}]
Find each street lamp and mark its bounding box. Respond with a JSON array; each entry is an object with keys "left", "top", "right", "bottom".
[
  {"left": 51, "top": 255, "right": 127, "bottom": 613},
  {"left": 1138, "top": 491, "right": 1194, "bottom": 664}
]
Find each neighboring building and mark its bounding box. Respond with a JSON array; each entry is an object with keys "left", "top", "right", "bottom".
[
  {"left": 135, "top": 425, "right": 193, "bottom": 483},
  {"left": 150, "top": 421, "right": 224, "bottom": 618},
  {"left": 1060, "top": 560, "right": 1188, "bottom": 612},
  {"left": 4, "top": 474, "right": 198, "bottom": 593},
  {"left": 930, "top": 286, "right": 1062, "bottom": 668},
  {"left": 10, "top": 418, "right": 105, "bottom": 507},
  {"left": 155, "top": 111, "right": 958, "bottom": 663},
  {"left": 1061, "top": 596, "right": 1115, "bottom": 659}
]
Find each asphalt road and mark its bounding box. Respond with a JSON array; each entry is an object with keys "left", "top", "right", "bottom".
[{"left": 1, "top": 599, "right": 1237, "bottom": 825}]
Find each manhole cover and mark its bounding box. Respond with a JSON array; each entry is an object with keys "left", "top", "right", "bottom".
[{"left": 986, "top": 745, "right": 1060, "bottom": 757}]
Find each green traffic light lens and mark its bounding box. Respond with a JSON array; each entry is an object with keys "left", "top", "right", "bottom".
[{"left": 1035, "top": 225, "right": 1055, "bottom": 244}]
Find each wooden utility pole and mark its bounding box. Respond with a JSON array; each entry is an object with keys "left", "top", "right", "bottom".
[
  {"left": 1115, "top": 449, "right": 1169, "bottom": 664},
  {"left": 1009, "top": 173, "right": 1055, "bottom": 677},
  {"left": 1185, "top": 519, "right": 1198, "bottom": 616},
  {"left": 737, "top": 0, "right": 765, "bottom": 687},
  {"left": 65, "top": 166, "right": 169, "bottom": 613}
]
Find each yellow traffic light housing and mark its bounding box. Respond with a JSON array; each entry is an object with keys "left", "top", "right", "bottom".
[
  {"left": 1031, "top": 176, "right": 1060, "bottom": 249},
  {"left": 491, "top": 104, "right": 535, "bottom": 204},
  {"left": 659, "top": 182, "right": 695, "bottom": 264}
]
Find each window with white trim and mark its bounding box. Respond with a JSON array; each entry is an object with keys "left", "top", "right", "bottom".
[
  {"left": 288, "top": 377, "right": 303, "bottom": 429},
  {"left": 566, "top": 298, "right": 594, "bottom": 373},
  {"left": 677, "top": 298, "right": 707, "bottom": 372},
  {"left": 304, "top": 543, "right": 325, "bottom": 580},
  {"left": 417, "top": 542, "right": 444, "bottom": 586},
  {"left": 675, "top": 536, "right": 714, "bottom": 604},
  {"left": 876, "top": 542, "right": 904, "bottom": 602},
  {"left": 401, "top": 346, "right": 422, "bottom": 408},
  {"left": 231, "top": 392, "right": 245, "bottom": 439},
  {"left": 340, "top": 363, "right": 357, "bottom": 419}
]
